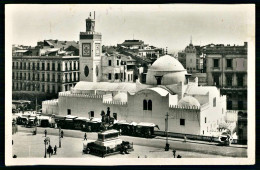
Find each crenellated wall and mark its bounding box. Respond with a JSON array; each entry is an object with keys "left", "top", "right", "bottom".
[{"left": 168, "top": 105, "right": 201, "bottom": 135}]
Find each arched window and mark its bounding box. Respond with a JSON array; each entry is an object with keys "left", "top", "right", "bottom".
[
  {"left": 143, "top": 100, "right": 147, "bottom": 110},
  {"left": 148, "top": 100, "right": 152, "bottom": 110}
]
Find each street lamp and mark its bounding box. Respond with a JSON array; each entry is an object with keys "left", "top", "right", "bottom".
[
  {"left": 59, "top": 127, "right": 61, "bottom": 148},
  {"left": 44, "top": 137, "right": 50, "bottom": 158},
  {"left": 165, "top": 112, "right": 170, "bottom": 151}
]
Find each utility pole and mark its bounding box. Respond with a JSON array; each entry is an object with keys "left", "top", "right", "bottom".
[{"left": 165, "top": 112, "right": 170, "bottom": 151}]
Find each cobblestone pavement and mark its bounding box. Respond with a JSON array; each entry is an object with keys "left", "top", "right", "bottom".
[
  {"left": 12, "top": 132, "right": 232, "bottom": 158},
  {"left": 13, "top": 126, "right": 247, "bottom": 158}
]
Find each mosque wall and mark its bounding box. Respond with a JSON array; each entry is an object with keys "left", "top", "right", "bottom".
[
  {"left": 58, "top": 94, "right": 104, "bottom": 118},
  {"left": 126, "top": 90, "right": 169, "bottom": 126},
  {"left": 168, "top": 107, "right": 201, "bottom": 135}
]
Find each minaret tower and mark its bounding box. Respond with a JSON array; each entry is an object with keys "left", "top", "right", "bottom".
[{"left": 79, "top": 11, "right": 102, "bottom": 82}]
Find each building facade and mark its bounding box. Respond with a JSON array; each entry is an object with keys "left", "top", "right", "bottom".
[
  {"left": 12, "top": 56, "right": 80, "bottom": 94},
  {"left": 204, "top": 42, "right": 247, "bottom": 111}
]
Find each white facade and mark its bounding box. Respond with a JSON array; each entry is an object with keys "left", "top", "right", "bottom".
[{"left": 43, "top": 55, "right": 227, "bottom": 136}]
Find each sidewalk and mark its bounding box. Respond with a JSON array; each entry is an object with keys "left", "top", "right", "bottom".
[{"left": 154, "top": 136, "right": 247, "bottom": 149}]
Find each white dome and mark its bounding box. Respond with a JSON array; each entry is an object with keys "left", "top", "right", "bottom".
[
  {"left": 150, "top": 55, "right": 185, "bottom": 72},
  {"left": 113, "top": 92, "right": 127, "bottom": 102},
  {"left": 178, "top": 96, "right": 200, "bottom": 108},
  {"left": 146, "top": 55, "right": 187, "bottom": 85}
]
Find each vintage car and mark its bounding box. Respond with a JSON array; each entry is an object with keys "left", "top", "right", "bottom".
[
  {"left": 218, "top": 131, "right": 233, "bottom": 146},
  {"left": 83, "top": 129, "right": 133, "bottom": 157}
]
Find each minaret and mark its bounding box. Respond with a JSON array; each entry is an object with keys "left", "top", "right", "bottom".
[
  {"left": 190, "top": 36, "right": 193, "bottom": 45},
  {"left": 79, "top": 11, "right": 102, "bottom": 82}
]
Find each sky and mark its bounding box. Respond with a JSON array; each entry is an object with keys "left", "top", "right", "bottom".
[{"left": 6, "top": 4, "right": 254, "bottom": 53}]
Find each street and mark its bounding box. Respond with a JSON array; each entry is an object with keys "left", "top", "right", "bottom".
[{"left": 12, "top": 126, "right": 247, "bottom": 158}]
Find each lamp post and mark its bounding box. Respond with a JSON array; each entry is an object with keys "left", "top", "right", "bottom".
[
  {"left": 44, "top": 138, "right": 47, "bottom": 158},
  {"left": 165, "top": 112, "right": 170, "bottom": 151},
  {"left": 59, "top": 127, "right": 61, "bottom": 148}
]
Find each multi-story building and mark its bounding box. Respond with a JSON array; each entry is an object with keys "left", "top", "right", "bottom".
[
  {"left": 12, "top": 55, "right": 80, "bottom": 94},
  {"left": 204, "top": 42, "right": 247, "bottom": 112}
]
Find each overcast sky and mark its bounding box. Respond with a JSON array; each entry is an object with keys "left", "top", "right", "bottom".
[{"left": 6, "top": 4, "right": 254, "bottom": 53}]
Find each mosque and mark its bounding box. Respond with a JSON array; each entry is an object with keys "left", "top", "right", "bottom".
[{"left": 42, "top": 15, "right": 227, "bottom": 136}]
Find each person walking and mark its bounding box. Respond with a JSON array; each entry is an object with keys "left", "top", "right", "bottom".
[
  {"left": 54, "top": 145, "right": 57, "bottom": 155},
  {"left": 44, "top": 129, "right": 47, "bottom": 137},
  {"left": 172, "top": 149, "right": 176, "bottom": 158},
  {"left": 84, "top": 133, "right": 87, "bottom": 141},
  {"left": 184, "top": 135, "right": 187, "bottom": 143}
]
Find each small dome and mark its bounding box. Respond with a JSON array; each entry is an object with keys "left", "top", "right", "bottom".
[
  {"left": 150, "top": 55, "right": 185, "bottom": 72},
  {"left": 178, "top": 96, "right": 200, "bottom": 108},
  {"left": 113, "top": 92, "right": 127, "bottom": 102}
]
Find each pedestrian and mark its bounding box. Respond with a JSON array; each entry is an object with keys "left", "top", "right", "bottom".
[
  {"left": 119, "top": 128, "right": 122, "bottom": 136},
  {"left": 44, "top": 129, "right": 47, "bottom": 137},
  {"left": 145, "top": 155, "right": 147, "bottom": 158},
  {"left": 61, "top": 130, "right": 64, "bottom": 138},
  {"left": 84, "top": 133, "right": 87, "bottom": 140},
  {"left": 54, "top": 145, "right": 57, "bottom": 155},
  {"left": 172, "top": 149, "right": 176, "bottom": 158},
  {"left": 184, "top": 135, "right": 187, "bottom": 143}
]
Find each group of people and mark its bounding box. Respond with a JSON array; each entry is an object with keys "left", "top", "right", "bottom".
[
  {"left": 44, "top": 129, "right": 63, "bottom": 157},
  {"left": 47, "top": 145, "right": 58, "bottom": 157}
]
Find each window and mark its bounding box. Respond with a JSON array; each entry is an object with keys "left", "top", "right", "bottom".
[
  {"left": 227, "top": 101, "right": 232, "bottom": 110},
  {"left": 108, "top": 73, "right": 112, "bottom": 80},
  {"left": 237, "top": 74, "right": 244, "bottom": 87},
  {"left": 42, "top": 63, "right": 45, "bottom": 70},
  {"left": 47, "top": 63, "right": 50, "bottom": 70},
  {"left": 52, "top": 74, "right": 55, "bottom": 82},
  {"left": 117, "top": 60, "right": 119, "bottom": 66},
  {"left": 226, "top": 74, "right": 232, "bottom": 86},
  {"left": 28, "top": 73, "right": 30, "bottom": 80},
  {"left": 42, "top": 84, "right": 45, "bottom": 92},
  {"left": 24, "top": 63, "right": 26, "bottom": 70},
  {"left": 52, "top": 63, "right": 55, "bottom": 71},
  {"left": 12, "top": 72, "right": 14, "bottom": 79},
  {"left": 90, "top": 111, "right": 94, "bottom": 117},
  {"left": 128, "top": 74, "right": 130, "bottom": 81},
  {"left": 180, "top": 119, "right": 185, "bottom": 126},
  {"left": 227, "top": 59, "right": 232, "bottom": 68},
  {"left": 238, "top": 101, "right": 243, "bottom": 110},
  {"left": 131, "top": 74, "right": 133, "bottom": 81},
  {"left": 113, "top": 113, "right": 117, "bottom": 120},
  {"left": 52, "top": 85, "right": 55, "bottom": 93},
  {"left": 148, "top": 100, "right": 152, "bottom": 110},
  {"left": 115, "top": 73, "right": 119, "bottom": 80},
  {"left": 58, "top": 85, "right": 61, "bottom": 92},
  {"left": 205, "top": 117, "right": 207, "bottom": 123},
  {"left": 28, "top": 63, "right": 30, "bottom": 70},
  {"left": 74, "top": 62, "right": 76, "bottom": 70},
  {"left": 67, "top": 109, "right": 71, "bottom": 115},
  {"left": 37, "top": 63, "right": 40, "bottom": 70},
  {"left": 69, "top": 62, "right": 72, "bottom": 71},
  {"left": 47, "top": 74, "right": 50, "bottom": 82},
  {"left": 42, "top": 74, "right": 45, "bottom": 81},
  {"left": 108, "top": 60, "right": 112, "bottom": 66},
  {"left": 213, "top": 97, "right": 216, "bottom": 107},
  {"left": 143, "top": 100, "right": 147, "bottom": 110},
  {"left": 213, "top": 75, "right": 219, "bottom": 86},
  {"left": 57, "top": 63, "right": 61, "bottom": 71},
  {"left": 213, "top": 59, "right": 219, "bottom": 68},
  {"left": 32, "top": 63, "right": 35, "bottom": 70}
]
